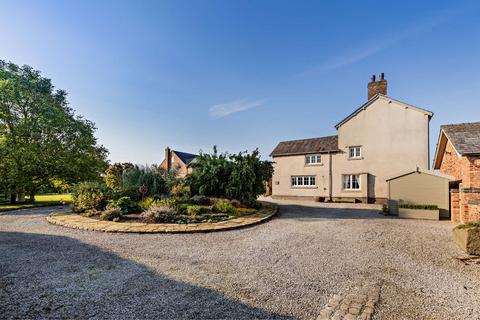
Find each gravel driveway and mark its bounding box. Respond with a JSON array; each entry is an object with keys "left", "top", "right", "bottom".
[{"left": 1, "top": 200, "right": 479, "bottom": 319}]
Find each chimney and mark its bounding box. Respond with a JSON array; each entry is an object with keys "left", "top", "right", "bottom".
[
  {"left": 165, "top": 147, "right": 171, "bottom": 171},
  {"left": 367, "top": 73, "right": 387, "bottom": 100}
]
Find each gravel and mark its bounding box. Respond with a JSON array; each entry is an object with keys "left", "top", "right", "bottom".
[{"left": 1, "top": 200, "right": 480, "bottom": 319}]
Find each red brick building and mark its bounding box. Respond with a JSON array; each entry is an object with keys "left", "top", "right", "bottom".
[
  {"left": 433, "top": 122, "right": 480, "bottom": 224},
  {"left": 160, "top": 147, "right": 198, "bottom": 177}
]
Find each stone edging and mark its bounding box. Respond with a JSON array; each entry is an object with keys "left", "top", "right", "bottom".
[{"left": 46, "top": 205, "right": 278, "bottom": 233}]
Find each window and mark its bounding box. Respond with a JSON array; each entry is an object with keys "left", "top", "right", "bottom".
[
  {"left": 305, "top": 154, "right": 321, "bottom": 165},
  {"left": 291, "top": 175, "right": 316, "bottom": 187},
  {"left": 349, "top": 146, "right": 362, "bottom": 159},
  {"left": 343, "top": 174, "right": 360, "bottom": 190}
]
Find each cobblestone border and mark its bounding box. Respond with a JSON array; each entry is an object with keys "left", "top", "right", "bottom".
[
  {"left": 46, "top": 204, "right": 278, "bottom": 233},
  {"left": 317, "top": 282, "right": 382, "bottom": 320}
]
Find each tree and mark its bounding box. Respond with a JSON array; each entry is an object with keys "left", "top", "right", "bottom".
[
  {"left": 0, "top": 60, "right": 108, "bottom": 203},
  {"left": 104, "top": 162, "right": 133, "bottom": 191}
]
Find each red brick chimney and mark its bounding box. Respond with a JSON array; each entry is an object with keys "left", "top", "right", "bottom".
[
  {"left": 165, "top": 147, "right": 171, "bottom": 171},
  {"left": 367, "top": 73, "right": 387, "bottom": 100}
]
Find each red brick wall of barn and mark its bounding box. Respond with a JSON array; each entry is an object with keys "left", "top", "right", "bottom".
[{"left": 439, "top": 141, "right": 480, "bottom": 224}]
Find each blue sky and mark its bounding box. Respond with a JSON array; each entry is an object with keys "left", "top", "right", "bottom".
[{"left": 1, "top": 0, "right": 479, "bottom": 164}]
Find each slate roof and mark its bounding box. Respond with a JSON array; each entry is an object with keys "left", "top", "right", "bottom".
[
  {"left": 270, "top": 135, "right": 338, "bottom": 157},
  {"left": 441, "top": 122, "right": 480, "bottom": 155},
  {"left": 173, "top": 150, "right": 198, "bottom": 165}
]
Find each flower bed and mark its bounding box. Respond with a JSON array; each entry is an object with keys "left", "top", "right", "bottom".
[{"left": 76, "top": 195, "right": 261, "bottom": 225}]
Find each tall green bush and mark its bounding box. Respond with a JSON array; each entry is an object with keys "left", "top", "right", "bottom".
[
  {"left": 72, "top": 181, "right": 107, "bottom": 212},
  {"left": 122, "top": 164, "right": 177, "bottom": 197},
  {"left": 186, "top": 147, "right": 273, "bottom": 205}
]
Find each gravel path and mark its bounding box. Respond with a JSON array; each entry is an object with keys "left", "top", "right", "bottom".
[{"left": 1, "top": 201, "right": 479, "bottom": 319}]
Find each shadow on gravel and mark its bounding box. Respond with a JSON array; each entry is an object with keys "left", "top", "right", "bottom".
[
  {"left": 276, "top": 204, "right": 391, "bottom": 221},
  {"left": 0, "top": 232, "right": 291, "bottom": 319},
  {"left": 0, "top": 205, "right": 68, "bottom": 216}
]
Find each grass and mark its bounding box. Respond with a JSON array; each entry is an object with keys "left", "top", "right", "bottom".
[
  {"left": 0, "top": 194, "right": 71, "bottom": 211},
  {"left": 457, "top": 222, "right": 480, "bottom": 229}
]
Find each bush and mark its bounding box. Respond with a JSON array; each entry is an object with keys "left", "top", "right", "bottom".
[
  {"left": 139, "top": 197, "right": 155, "bottom": 211},
  {"left": 140, "top": 205, "right": 177, "bottom": 223},
  {"left": 457, "top": 222, "right": 480, "bottom": 229},
  {"left": 108, "top": 196, "right": 141, "bottom": 214},
  {"left": 100, "top": 207, "right": 123, "bottom": 221},
  {"left": 186, "top": 147, "right": 273, "bottom": 205},
  {"left": 186, "top": 205, "right": 211, "bottom": 215},
  {"left": 189, "top": 195, "right": 211, "bottom": 205},
  {"left": 398, "top": 203, "right": 438, "bottom": 210},
  {"left": 72, "top": 181, "right": 107, "bottom": 212},
  {"left": 213, "top": 200, "right": 238, "bottom": 215}
]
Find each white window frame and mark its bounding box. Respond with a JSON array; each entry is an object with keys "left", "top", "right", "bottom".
[
  {"left": 305, "top": 154, "right": 321, "bottom": 165},
  {"left": 343, "top": 174, "right": 360, "bottom": 190},
  {"left": 291, "top": 175, "right": 316, "bottom": 188},
  {"left": 348, "top": 146, "right": 362, "bottom": 159}
]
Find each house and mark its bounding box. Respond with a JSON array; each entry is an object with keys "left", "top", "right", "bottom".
[
  {"left": 270, "top": 74, "right": 433, "bottom": 204},
  {"left": 160, "top": 147, "right": 198, "bottom": 177},
  {"left": 433, "top": 122, "right": 480, "bottom": 223}
]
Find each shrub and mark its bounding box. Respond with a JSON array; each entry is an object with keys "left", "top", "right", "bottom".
[
  {"left": 186, "top": 205, "right": 211, "bottom": 215},
  {"left": 139, "top": 197, "right": 155, "bottom": 211},
  {"left": 190, "top": 195, "right": 211, "bottom": 205},
  {"left": 398, "top": 204, "right": 438, "bottom": 210},
  {"left": 108, "top": 196, "right": 141, "bottom": 214},
  {"left": 213, "top": 200, "right": 238, "bottom": 215},
  {"left": 72, "top": 181, "right": 107, "bottom": 212},
  {"left": 140, "top": 205, "right": 177, "bottom": 223},
  {"left": 171, "top": 181, "right": 190, "bottom": 198},
  {"left": 382, "top": 204, "right": 389, "bottom": 214},
  {"left": 457, "top": 222, "right": 480, "bottom": 229},
  {"left": 100, "top": 207, "right": 123, "bottom": 221}
]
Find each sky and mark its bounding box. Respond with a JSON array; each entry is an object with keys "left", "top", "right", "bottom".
[{"left": 1, "top": 0, "right": 479, "bottom": 165}]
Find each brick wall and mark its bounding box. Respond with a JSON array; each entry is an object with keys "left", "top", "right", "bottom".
[
  {"left": 439, "top": 140, "right": 480, "bottom": 224},
  {"left": 450, "top": 190, "right": 460, "bottom": 223}
]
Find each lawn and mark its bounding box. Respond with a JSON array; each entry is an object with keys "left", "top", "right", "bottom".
[{"left": 0, "top": 194, "right": 71, "bottom": 211}]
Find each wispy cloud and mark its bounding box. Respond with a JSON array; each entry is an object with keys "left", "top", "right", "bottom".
[
  {"left": 209, "top": 98, "right": 266, "bottom": 118},
  {"left": 298, "top": 7, "right": 463, "bottom": 76}
]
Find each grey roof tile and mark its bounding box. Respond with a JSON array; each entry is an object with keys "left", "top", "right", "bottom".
[
  {"left": 441, "top": 122, "right": 480, "bottom": 155},
  {"left": 270, "top": 135, "right": 338, "bottom": 157}
]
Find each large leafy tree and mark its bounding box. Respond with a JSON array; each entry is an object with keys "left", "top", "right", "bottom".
[{"left": 0, "top": 60, "right": 108, "bottom": 203}]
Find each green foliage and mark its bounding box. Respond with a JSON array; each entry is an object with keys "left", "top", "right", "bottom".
[
  {"left": 139, "top": 197, "right": 155, "bottom": 211},
  {"left": 186, "top": 205, "right": 211, "bottom": 215},
  {"left": 72, "top": 181, "right": 107, "bottom": 212},
  {"left": 0, "top": 60, "right": 108, "bottom": 203},
  {"left": 104, "top": 163, "right": 133, "bottom": 191},
  {"left": 186, "top": 147, "right": 233, "bottom": 198},
  {"left": 226, "top": 149, "right": 273, "bottom": 205},
  {"left": 382, "top": 204, "right": 389, "bottom": 214},
  {"left": 122, "top": 164, "right": 178, "bottom": 197},
  {"left": 108, "top": 196, "right": 140, "bottom": 214},
  {"left": 398, "top": 203, "right": 438, "bottom": 210},
  {"left": 213, "top": 200, "right": 238, "bottom": 215},
  {"left": 457, "top": 222, "right": 480, "bottom": 229},
  {"left": 186, "top": 146, "right": 273, "bottom": 205},
  {"left": 100, "top": 207, "right": 123, "bottom": 221}
]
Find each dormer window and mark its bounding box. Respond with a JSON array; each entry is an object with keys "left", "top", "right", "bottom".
[
  {"left": 305, "top": 154, "right": 321, "bottom": 165},
  {"left": 349, "top": 146, "right": 362, "bottom": 159}
]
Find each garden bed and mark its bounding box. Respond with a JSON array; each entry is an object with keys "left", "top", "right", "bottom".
[{"left": 47, "top": 202, "right": 277, "bottom": 233}]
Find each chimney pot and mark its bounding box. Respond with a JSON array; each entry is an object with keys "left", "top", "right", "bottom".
[{"left": 367, "top": 73, "right": 387, "bottom": 100}]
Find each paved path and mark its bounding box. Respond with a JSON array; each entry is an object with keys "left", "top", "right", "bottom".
[{"left": 1, "top": 202, "right": 480, "bottom": 319}]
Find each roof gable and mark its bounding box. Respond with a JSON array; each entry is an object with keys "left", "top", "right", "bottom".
[
  {"left": 172, "top": 150, "right": 198, "bottom": 165},
  {"left": 440, "top": 122, "right": 480, "bottom": 155},
  {"left": 335, "top": 94, "right": 433, "bottom": 129},
  {"left": 270, "top": 135, "right": 338, "bottom": 157}
]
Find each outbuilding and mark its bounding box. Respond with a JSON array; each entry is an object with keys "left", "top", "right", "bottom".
[{"left": 387, "top": 168, "right": 453, "bottom": 219}]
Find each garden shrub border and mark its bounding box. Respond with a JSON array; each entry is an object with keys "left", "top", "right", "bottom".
[{"left": 46, "top": 202, "right": 278, "bottom": 233}]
